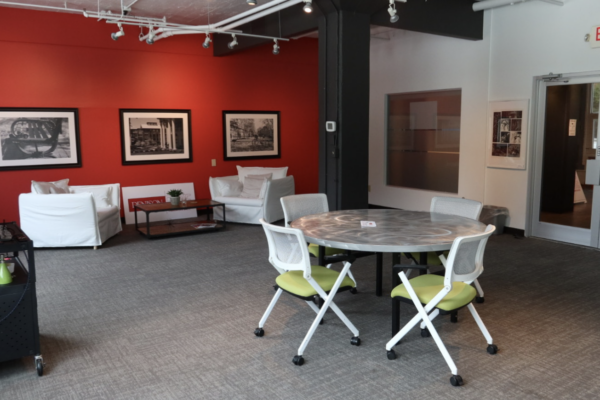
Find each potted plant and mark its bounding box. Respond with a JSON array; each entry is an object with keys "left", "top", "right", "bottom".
[{"left": 166, "top": 189, "right": 183, "bottom": 206}]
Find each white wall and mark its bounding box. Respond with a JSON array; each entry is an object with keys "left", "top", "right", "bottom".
[
  {"left": 369, "top": 0, "right": 600, "bottom": 230},
  {"left": 486, "top": 0, "right": 600, "bottom": 229},
  {"left": 369, "top": 14, "right": 492, "bottom": 213}
]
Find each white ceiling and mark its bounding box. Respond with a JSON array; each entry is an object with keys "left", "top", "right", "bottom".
[{"left": 0, "top": 0, "right": 288, "bottom": 26}]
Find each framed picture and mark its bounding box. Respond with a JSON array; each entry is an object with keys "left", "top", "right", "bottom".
[
  {"left": 486, "top": 100, "right": 529, "bottom": 170},
  {"left": 223, "top": 111, "right": 280, "bottom": 160},
  {"left": 0, "top": 108, "right": 81, "bottom": 171},
  {"left": 120, "top": 109, "right": 192, "bottom": 165}
]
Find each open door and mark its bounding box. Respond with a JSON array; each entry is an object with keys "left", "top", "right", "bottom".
[{"left": 530, "top": 73, "right": 600, "bottom": 247}]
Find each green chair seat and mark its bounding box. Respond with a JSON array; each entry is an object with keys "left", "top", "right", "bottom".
[
  {"left": 276, "top": 265, "right": 356, "bottom": 298},
  {"left": 406, "top": 251, "right": 449, "bottom": 266},
  {"left": 308, "top": 243, "right": 345, "bottom": 258},
  {"left": 391, "top": 274, "right": 476, "bottom": 311}
]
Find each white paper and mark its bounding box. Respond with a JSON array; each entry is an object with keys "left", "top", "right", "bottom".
[{"left": 361, "top": 221, "right": 376, "bottom": 227}]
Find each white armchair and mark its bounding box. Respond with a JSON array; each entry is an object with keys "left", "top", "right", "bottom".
[
  {"left": 209, "top": 167, "right": 295, "bottom": 224},
  {"left": 19, "top": 182, "right": 122, "bottom": 248}
]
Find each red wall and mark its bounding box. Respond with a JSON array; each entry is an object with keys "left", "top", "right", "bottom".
[{"left": 0, "top": 8, "right": 319, "bottom": 223}]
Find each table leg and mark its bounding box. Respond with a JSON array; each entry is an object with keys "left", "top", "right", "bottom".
[
  {"left": 391, "top": 252, "right": 401, "bottom": 336},
  {"left": 392, "top": 298, "right": 400, "bottom": 337},
  {"left": 419, "top": 252, "right": 427, "bottom": 275},
  {"left": 376, "top": 252, "right": 383, "bottom": 297},
  {"left": 318, "top": 246, "right": 325, "bottom": 267}
]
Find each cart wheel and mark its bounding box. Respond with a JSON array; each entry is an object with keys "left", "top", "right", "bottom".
[{"left": 36, "top": 358, "right": 43, "bottom": 376}]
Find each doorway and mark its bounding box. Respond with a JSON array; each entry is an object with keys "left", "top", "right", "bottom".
[{"left": 530, "top": 73, "right": 600, "bottom": 247}]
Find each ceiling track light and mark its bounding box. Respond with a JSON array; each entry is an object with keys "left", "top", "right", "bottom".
[
  {"left": 273, "top": 39, "right": 280, "bottom": 55},
  {"left": 302, "top": 0, "right": 312, "bottom": 13},
  {"left": 228, "top": 34, "right": 238, "bottom": 50},
  {"left": 388, "top": 0, "right": 399, "bottom": 23},
  {"left": 146, "top": 28, "right": 156, "bottom": 45},
  {"left": 111, "top": 23, "right": 125, "bottom": 41},
  {"left": 246, "top": 0, "right": 257, "bottom": 5},
  {"left": 202, "top": 33, "right": 212, "bottom": 49}
]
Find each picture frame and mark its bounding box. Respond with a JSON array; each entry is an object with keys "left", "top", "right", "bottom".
[
  {"left": 486, "top": 100, "right": 529, "bottom": 170},
  {"left": 0, "top": 107, "right": 81, "bottom": 171},
  {"left": 223, "top": 111, "right": 280, "bottom": 160},
  {"left": 120, "top": 109, "right": 192, "bottom": 165}
]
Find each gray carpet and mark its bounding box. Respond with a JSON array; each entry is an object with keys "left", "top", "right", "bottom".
[{"left": 1, "top": 223, "right": 600, "bottom": 399}]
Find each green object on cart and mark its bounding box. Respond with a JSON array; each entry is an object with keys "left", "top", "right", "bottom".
[{"left": 0, "top": 255, "right": 13, "bottom": 285}]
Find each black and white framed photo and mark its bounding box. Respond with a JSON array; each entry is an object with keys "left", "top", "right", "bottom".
[
  {"left": 0, "top": 108, "right": 81, "bottom": 171},
  {"left": 223, "top": 111, "right": 280, "bottom": 161},
  {"left": 486, "top": 100, "right": 529, "bottom": 170},
  {"left": 120, "top": 109, "right": 192, "bottom": 165}
]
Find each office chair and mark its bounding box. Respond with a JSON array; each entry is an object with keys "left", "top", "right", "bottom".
[
  {"left": 401, "top": 196, "right": 486, "bottom": 303},
  {"left": 254, "top": 219, "right": 361, "bottom": 366},
  {"left": 386, "top": 225, "right": 498, "bottom": 386}
]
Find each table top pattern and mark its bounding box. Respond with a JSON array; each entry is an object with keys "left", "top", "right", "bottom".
[{"left": 290, "top": 209, "right": 488, "bottom": 253}]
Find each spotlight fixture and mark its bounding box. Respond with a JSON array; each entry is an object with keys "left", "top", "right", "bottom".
[
  {"left": 202, "top": 34, "right": 212, "bottom": 49},
  {"left": 247, "top": 0, "right": 257, "bottom": 5},
  {"left": 228, "top": 34, "right": 238, "bottom": 49},
  {"left": 388, "top": 0, "right": 399, "bottom": 23},
  {"left": 146, "top": 29, "right": 156, "bottom": 45},
  {"left": 273, "top": 39, "right": 280, "bottom": 55},
  {"left": 302, "top": 0, "right": 312, "bottom": 13},
  {"left": 111, "top": 23, "right": 125, "bottom": 41},
  {"left": 82, "top": 9, "right": 89, "bottom": 18}
]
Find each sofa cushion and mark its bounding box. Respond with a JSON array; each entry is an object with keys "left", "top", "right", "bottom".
[
  {"left": 239, "top": 175, "right": 271, "bottom": 199},
  {"left": 31, "top": 179, "right": 70, "bottom": 194},
  {"left": 214, "top": 178, "right": 243, "bottom": 197},
  {"left": 70, "top": 185, "right": 113, "bottom": 208},
  {"left": 213, "top": 196, "right": 264, "bottom": 207},
  {"left": 237, "top": 166, "right": 287, "bottom": 184}
]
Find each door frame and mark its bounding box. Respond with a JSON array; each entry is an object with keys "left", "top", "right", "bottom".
[{"left": 527, "top": 70, "right": 600, "bottom": 246}]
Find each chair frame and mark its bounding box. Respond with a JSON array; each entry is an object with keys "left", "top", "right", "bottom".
[
  {"left": 255, "top": 219, "right": 360, "bottom": 366},
  {"left": 386, "top": 225, "right": 497, "bottom": 386}
]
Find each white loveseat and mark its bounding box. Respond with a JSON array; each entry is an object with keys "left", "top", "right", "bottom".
[
  {"left": 209, "top": 166, "right": 295, "bottom": 224},
  {"left": 19, "top": 180, "right": 122, "bottom": 248}
]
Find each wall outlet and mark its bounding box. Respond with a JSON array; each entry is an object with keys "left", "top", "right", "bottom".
[{"left": 211, "top": 159, "right": 216, "bottom": 167}]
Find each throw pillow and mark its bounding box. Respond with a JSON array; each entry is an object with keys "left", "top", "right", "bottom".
[
  {"left": 70, "top": 185, "right": 113, "bottom": 208},
  {"left": 247, "top": 173, "right": 272, "bottom": 199},
  {"left": 236, "top": 166, "right": 287, "bottom": 184},
  {"left": 215, "top": 178, "right": 243, "bottom": 197},
  {"left": 31, "top": 179, "right": 70, "bottom": 194},
  {"left": 239, "top": 176, "right": 270, "bottom": 199}
]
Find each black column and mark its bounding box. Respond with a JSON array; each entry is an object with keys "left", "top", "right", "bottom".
[{"left": 317, "top": 3, "right": 370, "bottom": 211}]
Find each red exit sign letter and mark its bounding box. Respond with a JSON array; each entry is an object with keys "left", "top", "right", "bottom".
[{"left": 129, "top": 196, "right": 166, "bottom": 212}]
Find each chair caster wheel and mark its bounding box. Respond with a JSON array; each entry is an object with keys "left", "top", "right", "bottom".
[
  {"left": 476, "top": 296, "right": 485, "bottom": 303},
  {"left": 292, "top": 355, "right": 304, "bottom": 366},
  {"left": 35, "top": 358, "right": 44, "bottom": 377},
  {"left": 421, "top": 328, "right": 431, "bottom": 337},
  {"left": 350, "top": 336, "right": 361, "bottom": 346},
  {"left": 254, "top": 328, "right": 264, "bottom": 337},
  {"left": 386, "top": 350, "right": 397, "bottom": 360},
  {"left": 450, "top": 313, "right": 458, "bottom": 323},
  {"left": 487, "top": 344, "right": 498, "bottom": 354},
  {"left": 450, "top": 374, "right": 464, "bottom": 386}
]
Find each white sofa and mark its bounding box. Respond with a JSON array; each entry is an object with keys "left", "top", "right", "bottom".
[
  {"left": 19, "top": 181, "right": 122, "bottom": 248},
  {"left": 209, "top": 167, "right": 295, "bottom": 224}
]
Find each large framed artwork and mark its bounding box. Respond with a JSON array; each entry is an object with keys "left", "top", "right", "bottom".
[
  {"left": 0, "top": 108, "right": 81, "bottom": 171},
  {"left": 120, "top": 109, "right": 192, "bottom": 166},
  {"left": 486, "top": 100, "right": 529, "bottom": 170},
  {"left": 222, "top": 110, "right": 280, "bottom": 161}
]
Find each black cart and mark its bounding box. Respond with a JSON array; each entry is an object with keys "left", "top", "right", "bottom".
[{"left": 0, "top": 222, "right": 43, "bottom": 376}]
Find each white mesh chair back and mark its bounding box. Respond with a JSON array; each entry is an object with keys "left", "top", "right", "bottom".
[
  {"left": 260, "top": 219, "right": 311, "bottom": 277},
  {"left": 431, "top": 196, "right": 483, "bottom": 220},
  {"left": 281, "top": 194, "right": 329, "bottom": 227},
  {"left": 444, "top": 225, "right": 495, "bottom": 284}
]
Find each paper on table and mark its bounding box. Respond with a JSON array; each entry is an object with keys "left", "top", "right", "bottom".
[{"left": 361, "top": 221, "right": 376, "bottom": 227}]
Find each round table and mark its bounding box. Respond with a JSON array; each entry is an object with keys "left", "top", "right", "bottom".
[
  {"left": 291, "top": 209, "right": 487, "bottom": 254},
  {"left": 291, "top": 209, "right": 487, "bottom": 335}
]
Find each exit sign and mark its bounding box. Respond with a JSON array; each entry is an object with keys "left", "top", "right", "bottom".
[{"left": 591, "top": 26, "right": 600, "bottom": 48}]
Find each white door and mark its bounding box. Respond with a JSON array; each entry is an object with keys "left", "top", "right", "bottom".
[{"left": 530, "top": 72, "right": 600, "bottom": 247}]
